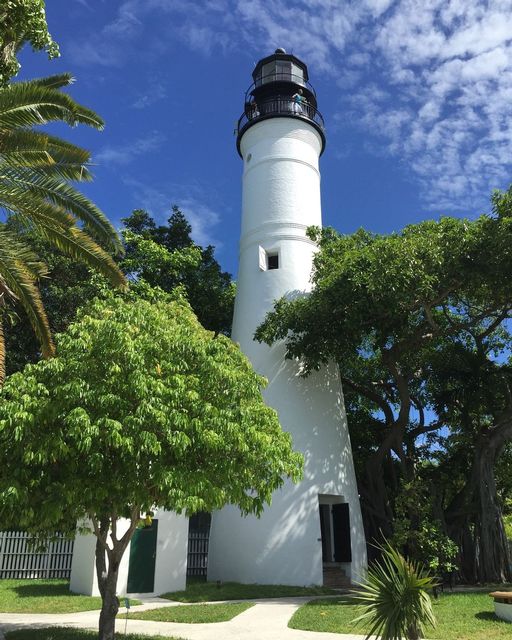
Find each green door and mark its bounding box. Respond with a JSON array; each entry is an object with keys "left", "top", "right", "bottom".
[{"left": 127, "top": 520, "right": 158, "bottom": 593}]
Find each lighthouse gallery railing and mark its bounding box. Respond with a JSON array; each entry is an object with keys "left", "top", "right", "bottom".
[{"left": 237, "top": 96, "right": 325, "bottom": 139}]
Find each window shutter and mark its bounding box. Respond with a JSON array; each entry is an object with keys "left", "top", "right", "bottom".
[{"left": 259, "top": 246, "right": 267, "bottom": 271}]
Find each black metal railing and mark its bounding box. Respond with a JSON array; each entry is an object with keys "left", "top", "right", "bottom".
[{"left": 237, "top": 96, "right": 325, "bottom": 137}]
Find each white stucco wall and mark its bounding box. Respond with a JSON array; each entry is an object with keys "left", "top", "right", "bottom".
[
  {"left": 70, "top": 527, "right": 99, "bottom": 596},
  {"left": 150, "top": 509, "right": 188, "bottom": 596},
  {"left": 70, "top": 519, "right": 131, "bottom": 597},
  {"left": 70, "top": 511, "right": 188, "bottom": 597},
  {"left": 207, "top": 117, "right": 367, "bottom": 586}
]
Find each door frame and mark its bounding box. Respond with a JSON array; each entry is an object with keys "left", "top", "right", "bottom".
[{"left": 318, "top": 495, "right": 351, "bottom": 564}]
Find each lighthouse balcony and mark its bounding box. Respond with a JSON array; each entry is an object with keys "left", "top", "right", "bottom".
[{"left": 236, "top": 95, "right": 325, "bottom": 156}]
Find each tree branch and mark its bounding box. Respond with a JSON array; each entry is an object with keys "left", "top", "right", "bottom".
[
  {"left": 340, "top": 375, "right": 395, "bottom": 425},
  {"left": 90, "top": 515, "right": 109, "bottom": 553}
]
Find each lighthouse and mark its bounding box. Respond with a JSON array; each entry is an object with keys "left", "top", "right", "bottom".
[{"left": 207, "top": 49, "right": 367, "bottom": 587}]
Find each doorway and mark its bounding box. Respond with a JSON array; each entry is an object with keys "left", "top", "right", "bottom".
[
  {"left": 319, "top": 497, "right": 351, "bottom": 587},
  {"left": 127, "top": 519, "right": 158, "bottom": 593},
  {"left": 318, "top": 497, "right": 352, "bottom": 562}
]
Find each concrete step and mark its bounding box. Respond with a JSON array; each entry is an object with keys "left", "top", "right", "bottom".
[{"left": 323, "top": 564, "right": 351, "bottom": 588}]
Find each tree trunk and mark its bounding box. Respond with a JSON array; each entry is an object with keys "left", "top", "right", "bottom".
[
  {"left": 98, "top": 561, "right": 121, "bottom": 640},
  {"left": 472, "top": 435, "right": 511, "bottom": 582},
  {"left": 407, "top": 624, "right": 420, "bottom": 640},
  {"left": 93, "top": 511, "right": 140, "bottom": 640},
  {"left": 446, "top": 419, "right": 512, "bottom": 583}
]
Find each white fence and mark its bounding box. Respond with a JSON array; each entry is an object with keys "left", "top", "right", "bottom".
[{"left": 0, "top": 531, "right": 74, "bottom": 579}]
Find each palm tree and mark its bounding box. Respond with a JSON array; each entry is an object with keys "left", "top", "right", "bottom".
[
  {"left": 352, "top": 542, "right": 437, "bottom": 640},
  {"left": 0, "top": 73, "right": 125, "bottom": 380}
]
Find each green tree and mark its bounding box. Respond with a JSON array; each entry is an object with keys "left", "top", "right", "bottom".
[
  {"left": 257, "top": 188, "right": 512, "bottom": 582},
  {"left": 5, "top": 206, "right": 232, "bottom": 375},
  {"left": 122, "top": 207, "right": 235, "bottom": 334},
  {"left": 4, "top": 223, "right": 111, "bottom": 375},
  {"left": 0, "top": 73, "right": 125, "bottom": 378},
  {"left": 0, "top": 0, "right": 59, "bottom": 85},
  {"left": 424, "top": 333, "right": 512, "bottom": 582},
  {"left": 0, "top": 291, "right": 303, "bottom": 640}
]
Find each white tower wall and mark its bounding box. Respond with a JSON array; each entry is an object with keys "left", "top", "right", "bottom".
[{"left": 208, "top": 117, "right": 367, "bottom": 586}]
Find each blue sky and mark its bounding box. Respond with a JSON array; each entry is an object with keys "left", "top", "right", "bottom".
[{"left": 19, "top": 0, "right": 512, "bottom": 276}]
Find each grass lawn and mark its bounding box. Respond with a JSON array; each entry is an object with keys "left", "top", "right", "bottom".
[
  {"left": 0, "top": 580, "right": 140, "bottom": 613},
  {"left": 125, "top": 601, "right": 253, "bottom": 623},
  {"left": 5, "top": 629, "right": 184, "bottom": 640},
  {"left": 161, "top": 581, "right": 336, "bottom": 602},
  {"left": 289, "top": 592, "right": 512, "bottom": 640}
]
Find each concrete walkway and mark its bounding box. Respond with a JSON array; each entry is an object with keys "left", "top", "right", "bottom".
[{"left": 0, "top": 596, "right": 373, "bottom": 640}]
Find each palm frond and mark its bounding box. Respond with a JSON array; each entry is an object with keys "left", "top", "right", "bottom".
[
  {"left": 0, "top": 228, "right": 53, "bottom": 359},
  {"left": 0, "top": 167, "right": 123, "bottom": 253},
  {"left": 36, "top": 223, "right": 126, "bottom": 289},
  {"left": 0, "top": 157, "right": 93, "bottom": 182},
  {"left": 1, "top": 128, "right": 91, "bottom": 168},
  {"left": 29, "top": 74, "right": 74, "bottom": 90},
  {"left": 0, "top": 80, "right": 104, "bottom": 130},
  {"left": 0, "top": 73, "right": 124, "bottom": 371},
  {"left": 0, "top": 200, "right": 125, "bottom": 287}
]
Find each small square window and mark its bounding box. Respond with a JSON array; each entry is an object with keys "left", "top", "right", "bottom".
[
  {"left": 258, "top": 246, "right": 280, "bottom": 271},
  {"left": 267, "top": 253, "right": 279, "bottom": 270}
]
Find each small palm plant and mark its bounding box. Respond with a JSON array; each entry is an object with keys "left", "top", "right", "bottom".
[{"left": 351, "top": 541, "right": 437, "bottom": 640}]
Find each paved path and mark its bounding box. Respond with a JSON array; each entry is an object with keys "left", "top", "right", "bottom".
[{"left": 0, "top": 596, "right": 373, "bottom": 640}]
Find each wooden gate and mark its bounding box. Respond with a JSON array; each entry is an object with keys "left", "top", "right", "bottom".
[{"left": 0, "top": 531, "right": 74, "bottom": 579}]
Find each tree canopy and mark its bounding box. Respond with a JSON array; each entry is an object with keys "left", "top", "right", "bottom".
[
  {"left": 122, "top": 207, "right": 235, "bottom": 334},
  {"left": 257, "top": 187, "right": 512, "bottom": 582},
  {"left": 0, "top": 291, "right": 302, "bottom": 639},
  {"left": 5, "top": 207, "right": 233, "bottom": 375},
  {"left": 0, "top": 0, "right": 59, "bottom": 85}
]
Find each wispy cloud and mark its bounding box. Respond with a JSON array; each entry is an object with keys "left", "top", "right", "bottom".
[
  {"left": 124, "top": 179, "right": 224, "bottom": 248},
  {"left": 131, "top": 82, "right": 166, "bottom": 109},
  {"left": 179, "top": 199, "right": 222, "bottom": 248},
  {"left": 70, "top": 0, "right": 512, "bottom": 213},
  {"left": 95, "top": 132, "right": 164, "bottom": 166}
]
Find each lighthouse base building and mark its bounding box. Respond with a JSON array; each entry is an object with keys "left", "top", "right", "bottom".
[
  {"left": 207, "top": 358, "right": 367, "bottom": 587},
  {"left": 70, "top": 49, "right": 366, "bottom": 596}
]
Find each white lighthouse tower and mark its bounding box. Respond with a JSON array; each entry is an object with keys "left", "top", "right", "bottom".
[{"left": 207, "top": 49, "right": 367, "bottom": 587}]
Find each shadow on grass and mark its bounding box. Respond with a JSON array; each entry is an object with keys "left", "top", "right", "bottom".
[
  {"left": 302, "top": 598, "right": 354, "bottom": 607},
  {"left": 474, "top": 611, "right": 503, "bottom": 622},
  {"left": 13, "top": 583, "right": 76, "bottom": 598},
  {"left": 5, "top": 628, "right": 176, "bottom": 640}
]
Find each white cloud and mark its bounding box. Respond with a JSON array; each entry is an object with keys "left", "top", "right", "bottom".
[
  {"left": 70, "top": 0, "right": 512, "bottom": 213},
  {"left": 123, "top": 180, "right": 224, "bottom": 248},
  {"left": 96, "top": 132, "right": 164, "bottom": 166},
  {"left": 132, "top": 83, "right": 167, "bottom": 109},
  {"left": 180, "top": 199, "right": 222, "bottom": 248}
]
